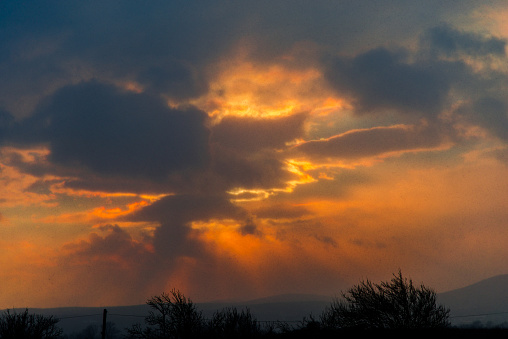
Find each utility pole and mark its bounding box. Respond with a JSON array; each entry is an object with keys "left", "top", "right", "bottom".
[{"left": 101, "top": 308, "right": 107, "bottom": 339}]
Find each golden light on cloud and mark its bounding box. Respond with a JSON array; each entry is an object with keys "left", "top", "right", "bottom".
[
  {"left": 284, "top": 159, "right": 318, "bottom": 187},
  {"left": 227, "top": 188, "right": 272, "bottom": 202},
  {"left": 37, "top": 200, "right": 151, "bottom": 226},
  {"left": 90, "top": 201, "right": 149, "bottom": 220},
  {"left": 48, "top": 178, "right": 171, "bottom": 201},
  {"left": 192, "top": 48, "right": 338, "bottom": 123},
  {"left": 116, "top": 80, "right": 145, "bottom": 94},
  {"left": 312, "top": 97, "right": 351, "bottom": 116},
  {"left": 226, "top": 159, "right": 318, "bottom": 202}
]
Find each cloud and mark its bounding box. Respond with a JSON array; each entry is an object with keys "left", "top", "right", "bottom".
[
  {"left": 208, "top": 113, "right": 308, "bottom": 190},
  {"left": 323, "top": 47, "right": 456, "bottom": 117},
  {"left": 422, "top": 24, "right": 507, "bottom": 58},
  {"left": 292, "top": 123, "right": 451, "bottom": 161},
  {"left": 211, "top": 113, "right": 307, "bottom": 153},
  {"left": 460, "top": 97, "right": 508, "bottom": 141},
  {"left": 12, "top": 81, "right": 210, "bottom": 180},
  {"left": 0, "top": 1, "right": 486, "bottom": 119},
  {"left": 62, "top": 224, "right": 152, "bottom": 267},
  {"left": 472, "top": 97, "right": 508, "bottom": 141},
  {"left": 0, "top": 110, "right": 15, "bottom": 142},
  {"left": 313, "top": 233, "right": 338, "bottom": 248},
  {"left": 128, "top": 194, "right": 247, "bottom": 224},
  {"left": 136, "top": 61, "right": 209, "bottom": 100},
  {"left": 49, "top": 224, "right": 158, "bottom": 306},
  {"left": 489, "top": 147, "right": 508, "bottom": 163},
  {"left": 211, "top": 147, "right": 295, "bottom": 191},
  {"left": 253, "top": 203, "right": 312, "bottom": 220},
  {"left": 287, "top": 167, "right": 373, "bottom": 201},
  {"left": 126, "top": 193, "right": 250, "bottom": 257},
  {"left": 321, "top": 26, "right": 508, "bottom": 153},
  {"left": 238, "top": 217, "right": 260, "bottom": 236},
  {"left": 2, "top": 0, "right": 508, "bottom": 309}
]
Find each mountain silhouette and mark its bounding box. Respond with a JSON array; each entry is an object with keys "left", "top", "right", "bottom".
[{"left": 437, "top": 274, "right": 508, "bottom": 326}]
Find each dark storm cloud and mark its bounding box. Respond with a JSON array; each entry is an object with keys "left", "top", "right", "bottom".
[
  {"left": 211, "top": 113, "right": 307, "bottom": 152},
  {"left": 457, "top": 97, "right": 508, "bottom": 142},
  {"left": 323, "top": 47, "right": 455, "bottom": 117},
  {"left": 472, "top": 98, "right": 508, "bottom": 141},
  {"left": 417, "top": 24, "right": 508, "bottom": 145},
  {"left": 129, "top": 194, "right": 247, "bottom": 224},
  {"left": 212, "top": 147, "right": 295, "bottom": 190},
  {"left": 137, "top": 62, "right": 209, "bottom": 100},
  {"left": 0, "top": 1, "right": 238, "bottom": 116},
  {"left": 0, "top": 110, "right": 15, "bottom": 142},
  {"left": 422, "top": 24, "right": 507, "bottom": 58},
  {"left": 0, "top": 1, "right": 487, "bottom": 118},
  {"left": 12, "top": 81, "right": 210, "bottom": 179},
  {"left": 322, "top": 24, "right": 508, "bottom": 149},
  {"left": 209, "top": 114, "right": 307, "bottom": 190}
]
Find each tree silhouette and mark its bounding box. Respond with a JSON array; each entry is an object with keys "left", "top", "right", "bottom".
[
  {"left": 0, "top": 308, "right": 63, "bottom": 339},
  {"left": 208, "top": 307, "right": 260, "bottom": 338},
  {"left": 126, "top": 289, "right": 204, "bottom": 339},
  {"left": 320, "top": 270, "right": 450, "bottom": 330}
]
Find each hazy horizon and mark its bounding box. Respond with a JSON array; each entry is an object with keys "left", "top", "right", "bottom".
[{"left": 1, "top": 1, "right": 508, "bottom": 309}]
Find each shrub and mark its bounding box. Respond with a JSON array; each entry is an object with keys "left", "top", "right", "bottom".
[{"left": 321, "top": 270, "right": 450, "bottom": 330}]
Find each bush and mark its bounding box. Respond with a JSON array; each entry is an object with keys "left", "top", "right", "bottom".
[
  {"left": 321, "top": 270, "right": 450, "bottom": 330},
  {"left": 208, "top": 307, "right": 260, "bottom": 338}
]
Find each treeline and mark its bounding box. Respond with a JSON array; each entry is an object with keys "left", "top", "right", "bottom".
[{"left": 3, "top": 271, "right": 508, "bottom": 338}]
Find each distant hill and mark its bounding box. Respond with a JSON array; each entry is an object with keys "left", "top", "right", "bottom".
[
  {"left": 26, "top": 305, "right": 152, "bottom": 336},
  {"left": 212, "top": 293, "right": 331, "bottom": 322},
  {"left": 22, "top": 294, "right": 332, "bottom": 335},
  {"left": 437, "top": 274, "right": 508, "bottom": 327},
  {"left": 7, "top": 275, "right": 508, "bottom": 335},
  {"left": 239, "top": 293, "right": 332, "bottom": 305}
]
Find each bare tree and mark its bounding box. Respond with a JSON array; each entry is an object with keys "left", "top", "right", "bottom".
[
  {"left": 321, "top": 270, "right": 450, "bottom": 330},
  {"left": 127, "top": 289, "right": 204, "bottom": 338},
  {"left": 0, "top": 308, "right": 63, "bottom": 339}
]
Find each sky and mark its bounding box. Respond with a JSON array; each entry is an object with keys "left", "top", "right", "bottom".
[{"left": 1, "top": 1, "right": 508, "bottom": 309}]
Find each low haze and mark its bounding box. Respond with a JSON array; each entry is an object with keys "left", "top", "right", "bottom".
[{"left": 1, "top": 1, "right": 508, "bottom": 309}]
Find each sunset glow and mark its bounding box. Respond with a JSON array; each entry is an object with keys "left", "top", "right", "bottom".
[{"left": 1, "top": 1, "right": 508, "bottom": 310}]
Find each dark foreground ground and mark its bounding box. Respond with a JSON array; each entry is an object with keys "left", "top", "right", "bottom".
[
  {"left": 271, "top": 328, "right": 508, "bottom": 338},
  {"left": 62, "top": 327, "right": 508, "bottom": 338}
]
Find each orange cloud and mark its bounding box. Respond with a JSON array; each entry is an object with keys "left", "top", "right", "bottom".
[
  {"left": 0, "top": 147, "right": 57, "bottom": 207},
  {"left": 180, "top": 217, "right": 347, "bottom": 300},
  {"left": 191, "top": 47, "right": 340, "bottom": 123},
  {"left": 37, "top": 200, "right": 150, "bottom": 225}
]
